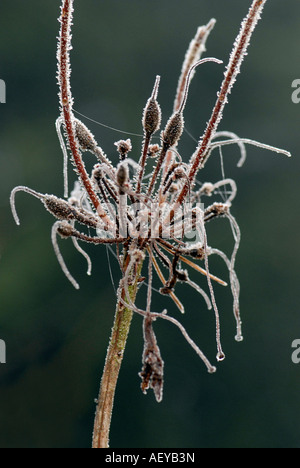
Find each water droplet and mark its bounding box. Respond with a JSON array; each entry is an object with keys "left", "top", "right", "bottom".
[{"left": 235, "top": 334, "right": 244, "bottom": 343}]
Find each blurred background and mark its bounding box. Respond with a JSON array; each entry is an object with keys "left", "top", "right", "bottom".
[{"left": 0, "top": 0, "right": 299, "bottom": 448}]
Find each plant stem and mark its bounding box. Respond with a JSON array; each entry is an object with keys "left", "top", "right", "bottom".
[
  {"left": 58, "top": 0, "right": 99, "bottom": 211},
  {"left": 92, "top": 255, "right": 143, "bottom": 448},
  {"left": 58, "top": 0, "right": 114, "bottom": 229},
  {"left": 58, "top": 0, "right": 142, "bottom": 448},
  {"left": 176, "top": 0, "right": 267, "bottom": 206}
]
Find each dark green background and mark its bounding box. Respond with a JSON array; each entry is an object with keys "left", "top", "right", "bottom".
[{"left": 0, "top": 0, "right": 299, "bottom": 448}]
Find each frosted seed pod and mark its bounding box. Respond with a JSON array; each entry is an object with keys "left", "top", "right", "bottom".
[
  {"left": 143, "top": 99, "right": 161, "bottom": 136},
  {"left": 57, "top": 221, "right": 73, "bottom": 238},
  {"left": 75, "top": 118, "right": 97, "bottom": 152},
  {"left": 44, "top": 194, "right": 99, "bottom": 228},
  {"left": 116, "top": 163, "right": 129, "bottom": 191},
  {"left": 91, "top": 164, "right": 103, "bottom": 188},
  {"left": 142, "top": 76, "right": 162, "bottom": 137},
  {"left": 147, "top": 144, "right": 160, "bottom": 158},
  {"left": 161, "top": 112, "right": 184, "bottom": 151},
  {"left": 200, "top": 182, "right": 214, "bottom": 196},
  {"left": 114, "top": 139, "right": 132, "bottom": 160},
  {"left": 173, "top": 166, "right": 186, "bottom": 180},
  {"left": 44, "top": 195, "right": 77, "bottom": 220}
]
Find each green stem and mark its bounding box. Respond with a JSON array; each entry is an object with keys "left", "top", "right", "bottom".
[{"left": 92, "top": 255, "right": 143, "bottom": 448}]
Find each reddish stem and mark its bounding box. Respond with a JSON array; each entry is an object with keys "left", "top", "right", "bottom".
[
  {"left": 59, "top": 0, "right": 100, "bottom": 213},
  {"left": 175, "top": 0, "right": 267, "bottom": 209},
  {"left": 136, "top": 134, "right": 151, "bottom": 194}
]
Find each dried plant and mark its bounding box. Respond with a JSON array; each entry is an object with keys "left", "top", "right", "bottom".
[{"left": 10, "top": 0, "right": 290, "bottom": 448}]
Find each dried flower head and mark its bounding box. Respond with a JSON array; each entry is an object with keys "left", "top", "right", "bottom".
[
  {"left": 10, "top": 0, "right": 291, "bottom": 448},
  {"left": 114, "top": 138, "right": 132, "bottom": 160}
]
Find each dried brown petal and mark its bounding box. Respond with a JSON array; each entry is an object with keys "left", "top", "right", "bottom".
[{"left": 139, "top": 317, "right": 164, "bottom": 403}]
